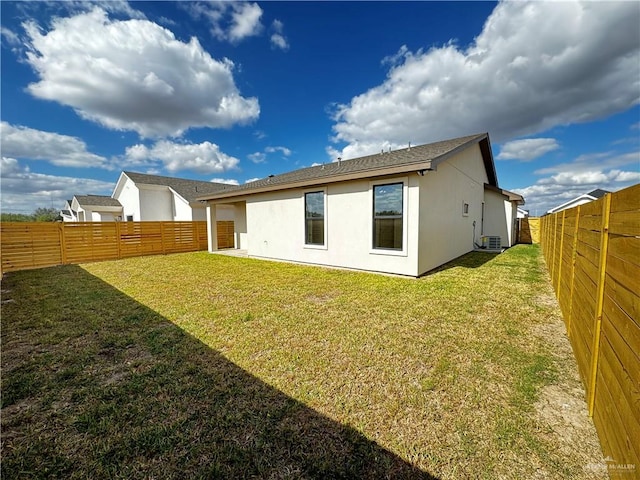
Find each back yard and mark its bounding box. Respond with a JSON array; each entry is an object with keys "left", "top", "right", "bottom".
[{"left": 1, "top": 245, "right": 606, "bottom": 479}]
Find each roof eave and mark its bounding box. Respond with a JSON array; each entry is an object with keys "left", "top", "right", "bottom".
[
  {"left": 197, "top": 160, "right": 434, "bottom": 201},
  {"left": 484, "top": 183, "right": 525, "bottom": 205}
]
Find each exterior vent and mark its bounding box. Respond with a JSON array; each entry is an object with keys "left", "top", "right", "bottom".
[{"left": 482, "top": 236, "right": 501, "bottom": 249}]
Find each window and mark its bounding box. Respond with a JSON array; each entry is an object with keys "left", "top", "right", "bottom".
[
  {"left": 305, "top": 191, "right": 324, "bottom": 245},
  {"left": 126, "top": 215, "right": 134, "bottom": 222},
  {"left": 373, "top": 182, "right": 403, "bottom": 250}
]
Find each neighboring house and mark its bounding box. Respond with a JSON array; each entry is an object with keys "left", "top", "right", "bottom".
[
  {"left": 517, "top": 207, "right": 529, "bottom": 219},
  {"left": 71, "top": 195, "right": 123, "bottom": 222},
  {"left": 198, "top": 133, "right": 525, "bottom": 277},
  {"left": 546, "top": 189, "right": 610, "bottom": 214},
  {"left": 60, "top": 199, "right": 78, "bottom": 222},
  {"left": 112, "top": 171, "right": 230, "bottom": 222}
]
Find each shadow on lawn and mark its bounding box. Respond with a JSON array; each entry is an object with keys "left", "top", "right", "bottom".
[
  {"left": 421, "top": 250, "right": 500, "bottom": 277},
  {"left": 1, "top": 265, "right": 438, "bottom": 479}
]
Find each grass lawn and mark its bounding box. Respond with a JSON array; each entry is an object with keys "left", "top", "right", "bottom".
[{"left": 1, "top": 245, "right": 606, "bottom": 479}]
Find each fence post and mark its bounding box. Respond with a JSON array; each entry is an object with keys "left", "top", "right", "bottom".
[
  {"left": 556, "top": 211, "right": 566, "bottom": 295},
  {"left": 115, "top": 221, "right": 122, "bottom": 260},
  {"left": 587, "top": 193, "right": 611, "bottom": 416},
  {"left": 160, "top": 222, "right": 166, "bottom": 255},
  {"left": 58, "top": 223, "right": 67, "bottom": 265},
  {"left": 566, "top": 206, "right": 581, "bottom": 337},
  {"left": 550, "top": 214, "right": 558, "bottom": 281}
]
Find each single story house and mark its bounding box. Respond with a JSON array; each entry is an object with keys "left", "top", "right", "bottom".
[
  {"left": 517, "top": 207, "right": 529, "bottom": 219},
  {"left": 71, "top": 195, "right": 123, "bottom": 222},
  {"left": 546, "top": 188, "right": 610, "bottom": 214},
  {"left": 112, "top": 171, "right": 231, "bottom": 222},
  {"left": 198, "top": 133, "right": 524, "bottom": 277}
]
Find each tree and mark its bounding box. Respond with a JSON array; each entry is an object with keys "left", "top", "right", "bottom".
[
  {"left": 0, "top": 212, "right": 33, "bottom": 222},
  {"left": 32, "top": 207, "right": 61, "bottom": 222},
  {"left": 1, "top": 207, "right": 61, "bottom": 222}
]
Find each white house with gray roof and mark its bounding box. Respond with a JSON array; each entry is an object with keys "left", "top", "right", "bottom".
[
  {"left": 70, "top": 195, "right": 123, "bottom": 222},
  {"left": 198, "top": 133, "right": 524, "bottom": 277},
  {"left": 112, "top": 171, "right": 232, "bottom": 222},
  {"left": 546, "top": 189, "right": 610, "bottom": 215}
]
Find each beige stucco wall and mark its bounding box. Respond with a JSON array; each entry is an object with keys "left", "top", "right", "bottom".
[
  {"left": 241, "top": 175, "right": 420, "bottom": 276},
  {"left": 416, "top": 144, "right": 488, "bottom": 275}
]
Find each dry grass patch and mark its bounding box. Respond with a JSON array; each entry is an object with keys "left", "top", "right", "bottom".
[{"left": 1, "top": 245, "right": 605, "bottom": 478}]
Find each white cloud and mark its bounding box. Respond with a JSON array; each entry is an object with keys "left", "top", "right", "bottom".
[
  {"left": 229, "top": 3, "right": 263, "bottom": 42},
  {"left": 271, "top": 33, "right": 288, "bottom": 51},
  {"left": 265, "top": 146, "right": 292, "bottom": 156},
  {"left": 210, "top": 177, "right": 239, "bottom": 186},
  {"left": 537, "top": 170, "right": 639, "bottom": 186},
  {"left": 0, "top": 159, "right": 114, "bottom": 213},
  {"left": 513, "top": 170, "right": 640, "bottom": 216},
  {"left": 248, "top": 152, "right": 266, "bottom": 163},
  {"left": 245, "top": 177, "right": 261, "bottom": 183},
  {"left": 270, "top": 19, "right": 289, "bottom": 50},
  {"left": 1, "top": 157, "right": 22, "bottom": 175},
  {"left": 184, "top": 2, "right": 263, "bottom": 43},
  {"left": 497, "top": 138, "right": 560, "bottom": 161},
  {"left": 0, "top": 122, "right": 109, "bottom": 168},
  {"left": 124, "top": 140, "right": 239, "bottom": 174},
  {"left": 514, "top": 168, "right": 639, "bottom": 215},
  {"left": 330, "top": 1, "right": 640, "bottom": 159},
  {"left": 513, "top": 148, "right": 639, "bottom": 214},
  {"left": 1, "top": 26, "right": 21, "bottom": 47},
  {"left": 381, "top": 45, "right": 409, "bottom": 67},
  {"left": 22, "top": 7, "right": 259, "bottom": 138},
  {"left": 248, "top": 145, "right": 292, "bottom": 163},
  {"left": 535, "top": 151, "right": 638, "bottom": 175},
  {"left": 95, "top": 0, "right": 147, "bottom": 20}
]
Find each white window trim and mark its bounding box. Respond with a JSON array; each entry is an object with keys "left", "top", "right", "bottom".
[
  {"left": 303, "top": 187, "right": 328, "bottom": 250},
  {"left": 369, "top": 177, "right": 408, "bottom": 257}
]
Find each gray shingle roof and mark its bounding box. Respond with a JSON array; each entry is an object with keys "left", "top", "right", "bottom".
[
  {"left": 198, "top": 133, "right": 495, "bottom": 201},
  {"left": 587, "top": 189, "right": 610, "bottom": 199},
  {"left": 74, "top": 195, "right": 122, "bottom": 207},
  {"left": 123, "top": 171, "right": 228, "bottom": 203}
]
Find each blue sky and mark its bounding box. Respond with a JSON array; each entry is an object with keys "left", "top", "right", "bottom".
[{"left": 1, "top": 0, "right": 638, "bottom": 216}]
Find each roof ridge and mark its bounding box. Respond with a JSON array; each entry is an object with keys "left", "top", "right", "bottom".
[{"left": 124, "top": 170, "right": 224, "bottom": 185}]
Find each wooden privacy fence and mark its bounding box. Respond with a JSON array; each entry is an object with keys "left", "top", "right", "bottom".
[
  {"left": 540, "top": 183, "right": 639, "bottom": 475},
  {"left": 0, "top": 221, "right": 208, "bottom": 273},
  {"left": 216, "top": 220, "right": 235, "bottom": 250},
  {"left": 517, "top": 217, "right": 540, "bottom": 244}
]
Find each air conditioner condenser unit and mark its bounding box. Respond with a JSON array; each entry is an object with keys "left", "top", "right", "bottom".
[{"left": 482, "top": 236, "right": 501, "bottom": 249}]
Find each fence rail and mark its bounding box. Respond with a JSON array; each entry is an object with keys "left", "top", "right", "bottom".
[
  {"left": 1, "top": 221, "right": 208, "bottom": 273},
  {"left": 540, "top": 183, "right": 639, "bottom": 476}
]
